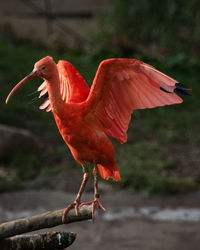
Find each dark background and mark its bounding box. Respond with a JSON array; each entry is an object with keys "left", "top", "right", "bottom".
[{"left": 0, "top": 1, "right": 199, "bottom": 249}]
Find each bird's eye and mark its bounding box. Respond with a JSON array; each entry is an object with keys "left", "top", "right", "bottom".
[{"left": 41, "top": 66, "right": 46, "bottom": 70}]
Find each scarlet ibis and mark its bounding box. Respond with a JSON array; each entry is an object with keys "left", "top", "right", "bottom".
[{"left": 6, "top": 56, "right": 191, "bottom": 221}]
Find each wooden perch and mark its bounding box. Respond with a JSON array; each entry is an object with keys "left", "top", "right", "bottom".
[
  {"left": 0, "top": 231, "right": 76, "bottom": 250},
  {"left": 0, "top": 205, "right": 92, "bottom": 239}
]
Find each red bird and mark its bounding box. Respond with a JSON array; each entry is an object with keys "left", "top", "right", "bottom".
[{"left": 6, "top": 56, "right": 190, "bottom": 221}]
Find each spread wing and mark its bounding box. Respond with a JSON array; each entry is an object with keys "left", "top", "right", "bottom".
[
  {"left": 85, "top": 58, "right": 189, "bottom": 144},
  {"left": 37, "top": 60, "right": 90, "bottom": 112}
]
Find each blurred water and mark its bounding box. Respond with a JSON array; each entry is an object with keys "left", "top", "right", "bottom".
[
  {"left": 0, "top": 208, "right": 45, "bottom": 222},
  {"left": 103, "top": 207, "right": 200, "bottom": 222}
]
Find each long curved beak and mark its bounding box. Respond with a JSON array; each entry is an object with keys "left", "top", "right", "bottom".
[{"left": 6, "top": 70, "right": 38, "bottom": 104}]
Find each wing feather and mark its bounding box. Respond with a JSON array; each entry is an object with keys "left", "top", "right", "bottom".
[
  {"left": 57, "top": 60, "right": 90, "bottom": 103},
  {"left": 37, "top": 81, "right": 52, "bottom": 112},
  {"left": 39, "top": 99, "right": 50, "bottom": 110},
  {"left": 39, "top": 87, "right": 48, "bottom": 98},
  {"left": 85, "top": 59, "right": 183, "bottom": 143}
]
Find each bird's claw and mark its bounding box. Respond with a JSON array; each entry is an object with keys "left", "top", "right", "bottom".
[
  {"left": 62, "top": 198, "right": 106, "bottom": 222},
  {"left": 81, "top": 198, "right": 106, "bottom": 220},
  {"left": 62, "top": 201, "right": 80, "bottom": 223}
]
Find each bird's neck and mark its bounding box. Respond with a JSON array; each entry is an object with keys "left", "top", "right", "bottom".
[{"left": 45, "top": 70, "right": 62, "bottom": 108}]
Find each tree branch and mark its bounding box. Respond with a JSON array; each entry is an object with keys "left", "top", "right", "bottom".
[
  {"left": 0, "top": 205, "right": 92, "bottom": 239},
  {"left": 0, "top": 231, "right": 76, "bottom": 250}
]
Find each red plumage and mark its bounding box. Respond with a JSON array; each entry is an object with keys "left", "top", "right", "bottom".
[
  {"left": 6, "top": 56, "right": 189, "bottom": 219},
  {"left": 35, "top": 58, "right": 182, "bottom": 181}
]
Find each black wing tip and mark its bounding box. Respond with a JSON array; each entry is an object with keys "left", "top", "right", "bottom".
[
  {"left": 175, "top": 82, "right": 192, "bottom": 91},
  {"left": 174, "top": 88, "right": 192, "bottom": 98},
  {"left": 28, "top": 92, "right": 49, "bottom": 104},
  {"left": 27, "top": 90, "right": 38, "bottom": 96},
  {"left": 160, "top": 83, "right": 192, "bottom": 98},
  {"left": 160, "top": 87, "right": 171, "bottom": 93},
  {"left": 28, "top": 96, "right": 39, "bottom": 104},
  {"left": 174, "top": 83, "right": 192, "bottom": 98}
]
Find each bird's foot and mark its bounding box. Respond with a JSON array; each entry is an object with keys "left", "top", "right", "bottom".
[
  {"left": 62, "top": 197, "right": 106, "bottom": 222},
  {"left": 62, "top": 201, "right": 81, "bottom": 223},
  {"left": 81, "top": 197, "right": 106, "bottom": 220}
]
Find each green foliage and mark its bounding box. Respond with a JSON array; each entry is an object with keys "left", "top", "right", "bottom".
[
  {"left": 97, "top": 0, "right": 200, "bottom": 55},
  {"left": 116, "top": 142, "right": 198, "bottom": 194},
  {"left": 0, "top": 167, "right": 21, "bottom": 192},
  {"left": 2, "top": 150, "right": 41, "bottom": 180}
]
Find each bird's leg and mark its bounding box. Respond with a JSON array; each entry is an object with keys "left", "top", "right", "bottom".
[
  {"left": 62, "top": 164, "right": 90, "bottom": 222},
  {"left": 81, "top": 165, "right": 106, "bottom": 219},
  {"left": 74, "top": 166, "right": 90, "bottom": 209},
  {"left": 92, "top": 165, "right": 106, "bottom": 217}
]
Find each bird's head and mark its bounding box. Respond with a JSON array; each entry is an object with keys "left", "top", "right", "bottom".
[
  {"left": 34, "top": 56, "right": 56, "bottom": 79},
  {"left": 6, "top": 56, "right": 55, "bottom": 104}
]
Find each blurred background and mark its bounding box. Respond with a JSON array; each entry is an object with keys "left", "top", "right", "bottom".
[{"left": 0, "top": 0, "right": 200, "bottom": 249}]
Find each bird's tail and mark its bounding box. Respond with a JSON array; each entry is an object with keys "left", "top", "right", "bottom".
[{"left": 97, "top": 162, "right": 121, "bottom": 181}]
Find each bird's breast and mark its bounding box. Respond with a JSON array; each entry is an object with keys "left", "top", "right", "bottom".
[{"left": 52, "top": 106, "right": 113, "bottom": 165}]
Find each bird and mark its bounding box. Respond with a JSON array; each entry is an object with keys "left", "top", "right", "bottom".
[{"left": 6, "top": 56, "right": 191, "bottom": 221}]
